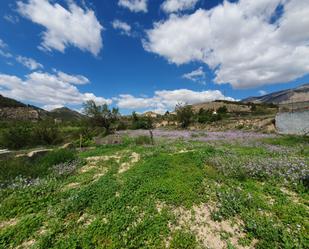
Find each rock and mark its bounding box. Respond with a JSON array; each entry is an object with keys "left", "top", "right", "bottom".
[
  {"left": 27, "top": 149, "right": 52, "bottom": 158},
  {"left": 0, "top": 149, "right": 9, "bottom": 155},
  {"left": 0, "top": 149, "right": 11, "bottom": 159},
  {"left": 61, "top": 143, "right": 74, "bottom": 149},
  {"left": 0, "top": 107, "right": 41, "bottom": 121}
]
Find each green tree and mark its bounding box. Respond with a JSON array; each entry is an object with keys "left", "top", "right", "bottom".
[
  {"left": 131, "top": 112, "right": 154, "bottom": 130},
  {"left": 197, "top": 108, "right": 212, "bottom": 123},
  {"left": 217, "top": 105, "right": 228, "bottom": 114},
  {"left": 175, "top": 103, "right": 194, "bottom": 128},
  {"left": 83, "top": 100, "right": 120, "bottom": 133}
]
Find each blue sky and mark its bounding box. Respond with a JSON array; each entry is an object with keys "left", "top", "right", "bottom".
[{"left": 0, "top": 0, "right": 308, "bottom": 114}]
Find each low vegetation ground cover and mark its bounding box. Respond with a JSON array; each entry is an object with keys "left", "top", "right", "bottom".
[{"left": 0, "top": 132, "right": 308, "bottom": 249}]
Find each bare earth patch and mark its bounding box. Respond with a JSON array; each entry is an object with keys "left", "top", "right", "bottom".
[
  {"left": 77, "top": 213, "right": 95, "bottom": 227},
  {"left": 92, "top": 169, "right": 108, "bottom": 181},
  {"left": 85, "top": 154, "right": 121, "bottom": 165},
  {"left": 118, "top": 152, "right": 140, "bottom": 173},
  {"left": 81, "top": 154, "right": 122, "bottom": 173},
  {"left": 0, "top": 218, "right": 18, "bottom": 229},
  {"left": 169, "top": 149, "right": 196, "bottom": 155},
  {"left": 170, "top": 203, "right": 254, "bottom": 249},
  {"left": 63, "top": 182, "right": 80, "bottom": 191},
  {"left": 280, "top": 187, "right": 304, "bottom": 205},
  {"left": 16, "top": 239, "right": 36, "bottom": 249}
]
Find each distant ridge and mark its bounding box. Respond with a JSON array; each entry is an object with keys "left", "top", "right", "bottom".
[
  {"left": 0, "top": 94, "right": 27, "bottom": 108},
  {"left": 0, "top": 95, "right": 83, "bottom": 122},
  {"left": 242, "top": 83, "right": 309, "bottom": 104},
  {"left": 50, "top": 107, "right": 84, "bottom": 121}
]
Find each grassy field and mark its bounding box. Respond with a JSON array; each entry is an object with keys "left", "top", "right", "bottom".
[{"left": 0, "top": 133, "right": 308, "bottom": 249}]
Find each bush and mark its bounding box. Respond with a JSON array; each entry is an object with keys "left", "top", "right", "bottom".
[
  {"left": 0, "top": 149, "right": 77, "bottom": 186},
  {"left": 38, "top": 149, "right": 76, "bottom": 167},
  {"left": 217, "top": 105, "right": 228, "bottom": 114},
  {"left": 0, "top": 121, "right": 64, "bottom": 150},
  {"left": 197, "top": 108, "right": 222, "bottom": 124},
  {"left": 32, "top": 121, "right": 62, "bottom": 146},
  {"left": 134, "top": 135, "right": 153, "bottom": 145},
  {"left": 131, "top": 112, "right": 153, "bottom": 130},
  {"left": 0, "top": 124, "right": 32, "bottom": 149},
  {"left": 83, "top": 100, "right": 120, "bottom": 133},
  {"left": 175, "top": 104, "right": 194, "bottom": 128}
]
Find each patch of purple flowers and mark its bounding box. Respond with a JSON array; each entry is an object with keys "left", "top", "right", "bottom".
[
  {"left": 53, "top": 159, "right": 80, "bottom": 176},
  {"left": 209, "top": 155, "right": 308, "bottom": 182},
  {"left": 117, "top": 129, "right": 275, "bottom": 141}
]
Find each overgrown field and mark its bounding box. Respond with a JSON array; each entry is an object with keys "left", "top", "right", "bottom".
[{"left": 0, "top": 133, "right": 308, "bottom": 249}]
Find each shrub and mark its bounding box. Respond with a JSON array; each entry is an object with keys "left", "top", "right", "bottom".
[
  {"left": 175, "top": 104, "right": 194, "bottom": 128},
  {"left": 0, "top": 149, "right": 77, "bottom": 187},
  {"left": 0, "top": 124, "right": 32, "bottom": 149},
  {"left": 131, "top": 112, "right": 154, "bottom": 130},
  {"left": 0, "top": 121, "right": 64, "bottom": 150},
  {"left": 83, "top": 100, "right": 120, "bottom": 133},
  {"left": 38, "top": 149, "right": 76, "bottom": 167},
  {"left": 32, "top": 121, "right": 62, "bottom": 145},
  {"left": 134, "top": 135, "right": 153, "bottom": 145},
  {"left": 197, "top": 108, "right": 222, "bottom": 124},
  {"left": 217, "top": 105, "right": 228, "bottom": 114}
]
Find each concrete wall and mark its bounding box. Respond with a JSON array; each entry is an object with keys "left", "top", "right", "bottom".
[{"left": 276, "top": 111, "right": 309, "bottom": 135}]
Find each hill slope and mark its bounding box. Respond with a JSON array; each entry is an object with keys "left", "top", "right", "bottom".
[
  {"left": 50, "top": 107, "right": 84, "bottom": 121},
  {"left": 0, "top": 95, "right": 83, "bottom": 121},
  {"left": 0, "top": 94, "right": 26, "bottom": 108},
  {"left": 243, "top": 83, "right": 309, "bottom": 104}
]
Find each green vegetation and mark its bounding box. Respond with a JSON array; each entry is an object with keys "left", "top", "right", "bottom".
[
  {"left": 176, "top": 103, "right": 194, "bottom": 128},
  {"left": 0, "top": 135, "right": 308, "bottom": 248},
  {"left": 0, "top": 121, "right": 63, "bottom": 150},
  {"left": 83, "top": 100, "right": 120, "bottom": 133},
  {"left": 131, "top": 111, "right": 154, "bottom": 130},
  {"left": 0, "top": 94, "right": 26, "bottom": 108},
  {"left": 0, "top": 149, "right": 77, "bottom": 187},
  {"left": 134, "top": 135, "right": 153, "bottom": 145}
]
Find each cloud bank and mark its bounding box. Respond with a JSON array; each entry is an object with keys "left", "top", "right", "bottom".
[
  {"left": 0, "top": 72, "right": 111, "bottom": 109},
  {"left": 115, "top": 89, "right": 234, "bottom": 113},
  {"left": 144, "top": 0, "right": 309, "bottom": 88}
]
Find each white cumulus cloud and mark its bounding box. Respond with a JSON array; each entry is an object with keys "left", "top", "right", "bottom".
[
  {"left": 115, "top": 89, "right": 234, "bottom": 113},
  {"left": 54, "top": 70, "right": 89, "bottom": 85},
  {"left": 161, "top": 0, "right": 199, "bottom": 13},
  {"left": 17, "top": 0, "right": 103, "bottom": 56},
  {"left": 112, "top": 19, "right": 132, "bottom": 36},
  {"left": 144, "top": 0, "right": 309, "bottom": 89},
  {"left": 16, "top": 56, "right": 43, "bottom": 70},
  {"left": 0, "top": 71, "right": 111, "bottom": 109},
  {"left": 118, "top": 0, "right": 148, "bottom": 13}
]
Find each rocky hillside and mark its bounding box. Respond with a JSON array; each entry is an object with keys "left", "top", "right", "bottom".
[
  {"left": 0, "top": 95, "right": 82, "bottom": 122},
  {"left": 243, "top": 83, "right": 309, "bottom": 104},
  {"left": 0, "top": 95, "right": 48, "bottom": 121},
  {"left": 191, "top": 100, "right": 252, "bottom": 113}
]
